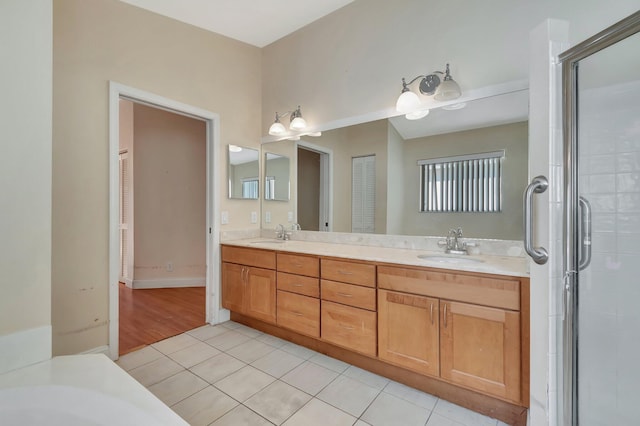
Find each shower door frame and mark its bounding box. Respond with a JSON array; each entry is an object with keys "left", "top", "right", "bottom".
[{"left": 559, "top": 10, "right": 640, "bottom": 426}]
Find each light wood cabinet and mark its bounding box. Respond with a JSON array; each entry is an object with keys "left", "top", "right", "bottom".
[
  {"left": 221, "top": 246, "right": 277, "bottom": 324},
  {"left": 378, "top": 289, "right": 439, "bottom": 377},
  {"left": 321, "top": 300, "right": 376, "bottom": 356},
  {"left": 440, "top": 300, "right": 521, "bottom": 403},
  {"left": 221, "top": 243, "right": 529, "bottom": 417},
  {"left": 277, "top": 290, "right": 320, "bottom": 338}
]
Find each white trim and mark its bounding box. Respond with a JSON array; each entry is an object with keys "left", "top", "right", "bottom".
[
  {"left": 121, "top": 277, "right": 133, "bottom": 289},
  {"left": 108, "top": 81, "right": 221, "bottom": 361},
  {"left": 131, "top": 278, "right": 206, "bottom": 289},
  {"left": 0, "top": 326, "right": 52, "bottom": 374}
]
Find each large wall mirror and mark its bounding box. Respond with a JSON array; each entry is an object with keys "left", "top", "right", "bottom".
[
  {"left": 261, "top": 89, "right": 529, "bottom": 240},
  {"left": 228, "top": 145, "right": 260, "bottom": 199}
]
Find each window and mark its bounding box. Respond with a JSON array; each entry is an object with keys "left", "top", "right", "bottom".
[
  {"left": 241, "top": 178, "right": 258, "bottom": 199},
  {"left": 419, "top": 151, "right": 504, "bottom": 213},
  {"left": 264, "top": 176, "right": 276, "bottom": 200}
]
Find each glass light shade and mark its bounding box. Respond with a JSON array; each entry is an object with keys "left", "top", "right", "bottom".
[
  {"left": 434, "top": 79, "right": 462, "bottom": 101},
  {"left": 405, "top": 109, "right": 430, "bottom": 120},
  {"left": 289, "top": 116, "right": 307, "bottom": 131},
  {"left": 228, "top": 145, "right": 242, "bottom": 152},
  {"left": 268, "top": 121, "right": 286, "bottom": 135},
  {"left": 396, "top": 90, "right": 421, "bottom": 113}
]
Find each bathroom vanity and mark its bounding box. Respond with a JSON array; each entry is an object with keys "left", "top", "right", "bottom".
[{"left": 220, "top": 238, "right": 529, "bottom": 426}]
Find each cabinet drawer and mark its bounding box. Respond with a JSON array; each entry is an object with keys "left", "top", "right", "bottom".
[
  {"left": 277, "top": 272, "right": 319, "bottom": 298},
  {"left": 222, "top": 245, "right": 276, "bottom": 270},
  {"left": 277, "top": 291, "right": 320, "bottom": 338},
  {"left": 277, "top": 253, "right": 319, "bottom": 277},
  {"left": 321, "top": 259, "right": 376, "bottom": 287},
  {"left": 378, "top": 266, "right": 520, "bottom": 311},
  {"left": 321, "top": 280, "right": 376, "bottom": 311},
  {"left": 321, "top": 301, "right": 376, "bottom": 356}
]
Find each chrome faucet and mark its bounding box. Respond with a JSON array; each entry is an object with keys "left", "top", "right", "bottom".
[
  {"left": 275, "top": 224, "right": 285, "bottom": 240},
  {"left": 441, "top": 227, "right": 467, "bottom": 255}
]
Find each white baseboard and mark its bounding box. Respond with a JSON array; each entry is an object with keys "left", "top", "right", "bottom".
[
  {"left": 131, "top": 277, "right": 205, "bottom": 289},
  {"left": 0, "top": 325, "right": 52, "bottom": 374},
  {"left": 120, "top": 277, "right": 133, "bottom": 288},
  {"left": 79, "top": 345, "right": 110, "bottom": 356}
]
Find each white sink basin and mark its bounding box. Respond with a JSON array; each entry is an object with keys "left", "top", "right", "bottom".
[
  {"left": 249, "top": 240, "right": 285, "bottom": 244},
  {"left": 417, "top": 254, "right": 484, "bottom": 264}
]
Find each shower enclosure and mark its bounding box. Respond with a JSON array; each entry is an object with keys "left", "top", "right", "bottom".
[{"left": 560, "top": 11, "right": 640, "bottom": 426}]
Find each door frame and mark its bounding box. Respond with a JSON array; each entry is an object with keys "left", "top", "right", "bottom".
[
  {"left": 297, "top": 140, "right": 333, "bottom": 231},
  {"left": 558, "top": 11, "right": 640, "bottom": 426},
  {"left": 108, "top": 82, "right": 221, "bottom": 360}
]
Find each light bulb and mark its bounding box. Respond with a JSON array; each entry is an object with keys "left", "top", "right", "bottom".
[
  {"left": 405, "top": 109, "right": 430, "bottom": 120},
  {"left": 290, "top": 116, "right": 307, "bottom": 131},
  {"left": 269, "top": 121, "right": 286, "bottom": 135},
  {"left": 396, "top": 90, "right": 421, "bottom": 114}
]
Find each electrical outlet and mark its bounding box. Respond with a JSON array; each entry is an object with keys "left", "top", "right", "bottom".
[
  {"left": 265, "top": 211, "right": 271, "bottom": 223},
  {"left": 166, "top": 262, "right": 173, "bottom": 272},
  {"left": 287, "top": 211, "right": 293, "bottom": 222},
  {"left": 251, "top": 211, "right": 258, "bottom": 224},
  {"left": 221, "top": 211, "right": 229, "bottom": 224}
]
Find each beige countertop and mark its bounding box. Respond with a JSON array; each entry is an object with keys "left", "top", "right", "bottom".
[{"left": 222, "top": 238, "right": 529, "bottom": 278}]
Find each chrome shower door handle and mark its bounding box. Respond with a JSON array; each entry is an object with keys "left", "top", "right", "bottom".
[
  {"left": 578, "top": 196, "right": 592, "bottom": 270},
  {"left": 523, "top": 175, "right": 549, "bottom": 265}
]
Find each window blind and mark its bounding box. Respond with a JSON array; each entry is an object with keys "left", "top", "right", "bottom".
[{"left": 419, "top": 151, "right": 504, "bottom": 213}]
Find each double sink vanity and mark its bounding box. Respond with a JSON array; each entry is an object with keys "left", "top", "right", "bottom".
[{"left": 220, "top": 235, "right": 529, "bottom": 426}]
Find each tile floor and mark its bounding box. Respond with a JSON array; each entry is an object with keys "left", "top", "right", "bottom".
[{"left": 116, "top": 321, "right": 509, "bottom": 426}]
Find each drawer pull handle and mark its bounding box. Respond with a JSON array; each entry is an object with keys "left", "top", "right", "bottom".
[
  {"left": 338, "top": 270, "right": 353, "bottom": 275},
  {"left": 293, "top": 311, "right": 303, "bottom": 316},
  {"left": 430, "top": 303, "right": 434, "bottom": 325},
  {"left": 293, "top": 284, "right": 304, "bottom": 287},
  {"left": 293, "top": 263, "right": 303, "bottom": 268},
  {"left": 443, "top": 303, "right": 448, "bottom": 328},
  {"left": 337, "top": 292, "right": 352, "bottom": 298},
  {"left": 339, "top": 323, "right": 355, "bottom": 330}
]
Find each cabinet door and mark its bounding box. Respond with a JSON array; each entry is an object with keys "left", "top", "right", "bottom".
[
  {"left": 245, "top": 267, "right": 277, "bottom": 324},
  {"left": 378, "top": 290, "right": 439, "bottom": 377},
  {"left": 221, "top": 262, "right": 245, "bottom": 313},
  {"left": 440, "top": 300, "right": 521, "bottom": 403}
]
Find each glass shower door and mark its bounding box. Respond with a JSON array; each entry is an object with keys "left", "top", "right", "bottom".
[{"left": 562, "top": 12, "right": 640, "bottom": 426}]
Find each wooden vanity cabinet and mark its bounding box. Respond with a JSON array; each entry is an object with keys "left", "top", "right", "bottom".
[
  {"left": 276, "top": 253, "right": 320, "bottom": 338},
  {"left": 221, "top": 246, "right": 277, "bottom": 324},
  {"left": 378, "top": 289, "right": 439, "bottom": 377},
  {"left": 378, "top": 265, "right": 525, "bottom": 404},
  {"left": 320, "top": 258, "right": 377, "bottom": 356}
]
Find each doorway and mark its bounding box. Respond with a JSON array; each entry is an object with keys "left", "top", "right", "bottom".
[
  {"left": 108, "top": 82, "right": 221, "bottom": 360},
  {"left": 117, "top": 100, "right": 207, "bottom": 355},
  {"left": 297, "top": 141, "right": 332, "bottom": 231}
]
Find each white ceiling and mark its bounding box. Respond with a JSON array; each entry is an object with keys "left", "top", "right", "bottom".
[
  {"left": 389, "top": 90, "right": 529, "bottom": 140},
  {"left": 120, "top": 0, "right": 355, "bottom": 47}
]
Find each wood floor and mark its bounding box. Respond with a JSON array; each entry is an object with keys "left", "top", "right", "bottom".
[{"left": 119, "top": 283, "right": 206, "bottom": 355}]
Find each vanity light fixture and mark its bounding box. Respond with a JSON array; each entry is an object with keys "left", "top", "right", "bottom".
[
  {"left": 228, "top": 144, "right": 242, "bottom": 152},
  {"left": 396, "top": 63, "right": 462, "bottom": 119},
  {"left": 268, "top": 105, "right": 308, "bottom": 135}
]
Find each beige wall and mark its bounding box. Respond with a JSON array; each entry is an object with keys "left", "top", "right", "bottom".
[
  {"left": 52, "top": 0, "right": 261, "bottom": 354},
  {"left": 132, "top": 103, "right": 206, "bottom": 282},
  {"left": 402, "top": 122, "right": 528, "bottom": 239},
  {"left": 0, "top": 1, "right": 52, "bottom": 345},
  {"left": 262, "top": 0, "right": 640, "bottom": 133},
  {"left": 386, "top": 124, "right": 405, "bottom": 235}
]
